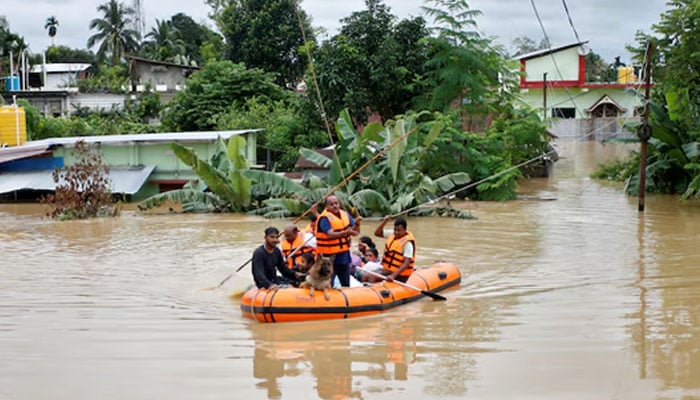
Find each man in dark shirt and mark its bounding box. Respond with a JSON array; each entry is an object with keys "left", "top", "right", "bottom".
[{"left": 252, "top": 226, "right": 303, "bottom": 289}]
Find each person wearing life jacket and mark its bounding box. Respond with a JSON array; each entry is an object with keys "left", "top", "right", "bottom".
[
  {"left": 373, "top": 215, "right": 416, "bottom": 283},
  {"left": 280, "top": 225, "right": 315, "bottom": 269},
  {"left": 315, "top": 195, "right": 359, "bottom": 287}
]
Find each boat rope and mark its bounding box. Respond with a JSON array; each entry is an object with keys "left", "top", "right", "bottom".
[{"left": 393, "top": 146, "right": 562, "bottom": 217}]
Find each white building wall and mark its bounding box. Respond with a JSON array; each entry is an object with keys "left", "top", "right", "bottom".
[{"left": 525, "top": 47, "right": 580, "bottom": 82}]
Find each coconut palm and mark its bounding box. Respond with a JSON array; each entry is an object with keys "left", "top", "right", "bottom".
[
  {"left": 87, "top": 0, "right": 140, "bottom": 65},
  {"left": 45, "top": 16, "right": 59, "bottom": 46},
  {"left": 141, "top": 19, "right": 185, "bottom": 62}
]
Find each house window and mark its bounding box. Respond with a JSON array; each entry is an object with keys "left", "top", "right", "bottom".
[{"left": 552, "top": 107, "right": 576, "bottom": 119}]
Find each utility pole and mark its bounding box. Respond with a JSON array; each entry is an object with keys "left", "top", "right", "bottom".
[
  {"left": 543, "top": 72, "right": 548, "bottom": 121},
  {"left": 637, "top": 41, "right": 653, "bottom": 212},
  {"left": 132, "top": 0, "right": 145, "bottom": 39}
]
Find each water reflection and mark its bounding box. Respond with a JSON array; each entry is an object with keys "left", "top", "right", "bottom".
[
  {"left": 249, "top": 313, "right": 418, "bottom": 399},
  {"left": 1, "top": 142, "right": 700, "bottom": 399}
]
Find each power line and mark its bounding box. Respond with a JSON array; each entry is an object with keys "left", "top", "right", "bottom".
[
  {"left": 529, "top": 0, "right": 583, "bottom": 121},
  {"left": 561, "top": 0, "right": 581, "bottom": 43}
]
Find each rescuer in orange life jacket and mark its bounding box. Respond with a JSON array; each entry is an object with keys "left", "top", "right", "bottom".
[
  {"left": 280, "top": 225, "right": 316, "bottom": 269},
  {"left": 315, "top": 195, "right": 360, "bottom": 287},
  {"left": 373, "top": 215, "right": 416, "bottom": 283}
]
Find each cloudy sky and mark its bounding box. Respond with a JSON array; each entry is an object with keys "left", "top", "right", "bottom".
[{"left": 1, "top": 0, "right": 669, "bottom": 64}]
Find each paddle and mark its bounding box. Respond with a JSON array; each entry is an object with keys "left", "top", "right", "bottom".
[
  {"left": 213, "top": 232, "right": 314, "bottom": 289},
  {"left": 359, "top": 268, "right": 447, "bottom": 301}
]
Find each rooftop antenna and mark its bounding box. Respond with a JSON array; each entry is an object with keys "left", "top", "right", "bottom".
[{"left": 132, "top": 0, "right": 145, "bottom": 39}]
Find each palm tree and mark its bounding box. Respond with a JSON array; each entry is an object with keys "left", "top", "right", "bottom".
[
  {"left": 87, "top": 0, "right": 140, "bottom": 65},
  {"left": 141, "top": 19, "right": 185, "bottom": 62},
  {"left": 45, "top": 16, "right": 59, "bottom": 46}
]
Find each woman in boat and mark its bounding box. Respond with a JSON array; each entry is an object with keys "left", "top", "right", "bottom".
[{"left": 373, "top": 216, "right": 416, "bottom": 283}]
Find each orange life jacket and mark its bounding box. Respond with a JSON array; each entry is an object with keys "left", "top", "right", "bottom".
[
  {"left": 381, "top": 231, "right": 416, "bottom": 277},
  {"left": 280, "top": 233, "right": 315, "bottom": 268},
  {"left": 315, "top": 209, "right": 352, "bottom": 256}
]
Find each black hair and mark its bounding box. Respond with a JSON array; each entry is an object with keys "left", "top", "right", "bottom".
[
  {"left": 359, "top": 236, "right": 376, "bottom": 249},
  {"left": 300, "top": 253, "right": 315, "bottom": 265},
  {"left": 366, "top": 247, "right": 379, "bottom": 258},
  {"left": 394, "top": 217, "right": 407, "bottom": 229},
  {"left": 264, "top": 226, "right": 279, "bottom": 236}
]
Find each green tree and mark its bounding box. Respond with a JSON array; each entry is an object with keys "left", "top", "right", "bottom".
[
  {"left": 35, "top": 45, "right": 96, "bottom": 64},
  {"left": 87, "top": 0, "right": 140, "bottom": 65},
  {"left": 314, "top": 0, "right": 431, "bottom": 124},
  {"left": 595, "top": 1, "right": 700, "bottom": 199},
  {"left": 161, "top": 60, "right": 287, "bottom": 131},
  {"left": 419, "top": 0, "right": 511, "bottom": 114},
  {"left": 585, "top": 51, "right": 616, "bottom": 82},
  {"left": 140, "top": 19, "right": 185, "bottom": 62},
  {"left": 170, "top": 13, "right": 220, "bottom": 65},
  {"left": 218, "top": 96, "right": 328, "bottom": 171},
  {"left": 214, "top": 0, "right": 314, "bottom": 87},
  {"left": 45, "top": 16, "right": 59, "bottom": 46}
]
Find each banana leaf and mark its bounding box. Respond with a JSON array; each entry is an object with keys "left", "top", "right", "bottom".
[
  {"left": 242, "top": 169, "right": 305, "bottom": 196},
  {"left": 349, "top": 189, "right": 391, "bottom": 215},
  {"left": 299, "top": 147, "right": 333, "bottom": 168},
  {"left": 435, "top": 172, "right": 470, "bottom": 192},
  {"left": 170, "top": 142, "right": 238, "bottom": 207},
  {"left": 138, "top": 188, "right": 225, "bottom": 212},
  {"left": 227, "top": 135, "right": 252, "bottom": 209}
]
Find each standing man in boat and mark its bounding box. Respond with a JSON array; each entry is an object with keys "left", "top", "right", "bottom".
[
  {"left": 281, "top": 225, "right": 316, "bottom": 269},
  {"left": 373, "top": 216, "right": 416, "bottom": 283},
  {"left": 252, "top": 227, "right": 304, "bottom": 289},
  {"left": 315, "top": 195, "right": 359, "bottom": 287}
]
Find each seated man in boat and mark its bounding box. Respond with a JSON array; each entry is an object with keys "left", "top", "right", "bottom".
[
  {"left": 252, "top": 227, "right": 305, "bottom": 290},
  {"left": 280, "top": 225, "right": 316, "bottom": 269},
  {"left": 372, "top": 216, "right": 416, "bottom": 283}
]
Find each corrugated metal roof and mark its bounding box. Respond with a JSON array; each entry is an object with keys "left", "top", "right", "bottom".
[
  {"left": 0, "top": 148, "right": 52, "bottom": 164},
  {"left": 0, "top": 130, "right": 262, "bottom": 155},
  {"left": 0, "top": 165, "right": 156, "bottom": 195},
  {"left": 30, "top": 63, "right": 92, "bottom": 73}
]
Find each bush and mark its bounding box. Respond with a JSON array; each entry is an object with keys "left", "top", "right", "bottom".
[{"left": 40, "top": 140, "right": 120, "bottom": 220}]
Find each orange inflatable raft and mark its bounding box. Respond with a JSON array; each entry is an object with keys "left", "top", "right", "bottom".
[{"left": 240, "top": 262, "right": 461, "bottom": 323}]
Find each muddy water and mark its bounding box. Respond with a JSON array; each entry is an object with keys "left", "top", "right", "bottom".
[{"left": 1, "top": 141, "right": 699, "bottom": 399}]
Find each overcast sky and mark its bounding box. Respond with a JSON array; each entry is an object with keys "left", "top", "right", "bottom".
[{"left": 1, "top": 0, "right": 669, "bottom": 64}]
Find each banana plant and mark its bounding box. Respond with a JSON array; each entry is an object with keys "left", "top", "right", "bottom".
[
  {"left": 625, "top": 89, "right": 700, "bottom": 199},
  {"left": 139, "top": 136, "right": 252, "bottom": 212}
]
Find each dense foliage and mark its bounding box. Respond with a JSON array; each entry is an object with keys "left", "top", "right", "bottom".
[
  {"left": 313, "top": 0, "right": 431, "bottom": 124},
  {"left": 161, "top": 60, "right": 287, "bottom": 131},
  {"left": 214, "top": 0, "right": 314, "bottom": 87},
  {"left": 140, "top": 111, "right": 474, "bottom": 218},
  {"left": 595, "top": 0, "right": 700, "bottom": 199}
]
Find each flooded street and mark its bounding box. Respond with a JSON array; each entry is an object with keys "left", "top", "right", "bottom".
[{"left": 1, "top": 141, "right": 699, "bottom": 399}]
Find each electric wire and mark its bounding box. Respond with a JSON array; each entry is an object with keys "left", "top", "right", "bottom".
[{"left": 561, "top": 0, "right": 581, "bottom": 43}]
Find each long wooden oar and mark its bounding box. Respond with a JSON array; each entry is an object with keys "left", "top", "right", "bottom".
[
  {"left": 213, "top": 233, "right": 314, "bottom": 289},
  {"left": 359, "top": 268, "right": 447, "bottom": 301}
]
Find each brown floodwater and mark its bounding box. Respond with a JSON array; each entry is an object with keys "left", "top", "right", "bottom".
[{"left": 1, "top": 141, "right": 699, "bottom": 400}]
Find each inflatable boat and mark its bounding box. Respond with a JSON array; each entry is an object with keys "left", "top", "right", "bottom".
[{"left": 240, "top": 262, "right": 461, "bottom": 323}]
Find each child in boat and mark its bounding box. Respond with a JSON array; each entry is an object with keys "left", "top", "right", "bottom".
[
  {"left": 292, "top": 252, "right": 315, "bottom": 286},
  {"left": 355, "top": 247, "right": 384, "bottom": 283}
]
